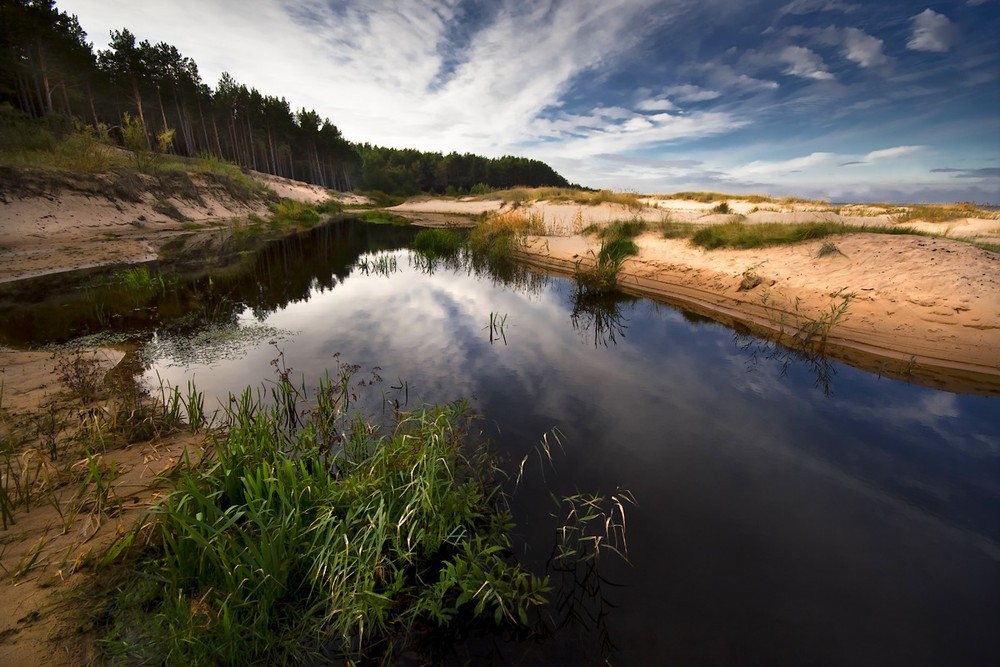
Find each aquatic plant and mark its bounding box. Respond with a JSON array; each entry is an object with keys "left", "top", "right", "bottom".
[
  {"left": 574, "top": 222, "right": 639, "bottom": 297},
  {"left": 98, "top": 376, "right": 544, "bottom": 663},
  {"left": 413, "top": 228, "right": 464, "bottom": 258}
]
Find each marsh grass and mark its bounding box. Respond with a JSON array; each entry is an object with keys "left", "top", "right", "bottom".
[
  {"left": 354, "top": 209, "right": 411, "bottom": 225},
  {"left": 0, "top": 348, "right": 206, "bottom": 537},
  {"left": 574, "top": 218, "right": 641, "bottom": 296},
  {"left": 98, "top": 372, "right": 550, "bottom": 664},
  {"left": 268, "top": 199, "right": 321, "bottom": 230},
  {"left": 413, "top": 228, "right": 464, "bottom": 258},
  {"left": 574, "top": 238, "right": 637, "bottom": 296},
  {"left": 468, "top": 210, "right": 545, "bottom": 265}
]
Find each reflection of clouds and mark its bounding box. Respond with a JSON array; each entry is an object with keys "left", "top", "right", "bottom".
[{"left": 146, "top": 249, "right": 1000, "bottom": 559}]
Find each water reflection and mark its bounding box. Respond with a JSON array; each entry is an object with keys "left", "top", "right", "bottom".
[
  {"left": 137, "top": 224, "right": 1000, "bottom": 666},
  {"left": 570, "top": 289, "right": 636, "bottom": 348}
]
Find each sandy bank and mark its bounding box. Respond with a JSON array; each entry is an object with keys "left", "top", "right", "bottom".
[
  {"left": 0, "top": 168, "right": 355, "bottom": 283},
  {"left": 394, "top": 197, "right": 1000, "bottom": 393}
]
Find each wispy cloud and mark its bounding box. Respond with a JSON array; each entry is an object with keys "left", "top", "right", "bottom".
[
  {"left": 931, "top": 167, "right": 1000, "bottom": 179},
  {"left": 908, "top": 9, "right": 958, "bottom": 53},
  {"left": 842, "top": 27, "right": 888, "bottom": 68},
  {"left": 733, "top": 152, "right": 836, "bottom": 177},
  {"left": 864, "top": 145, "right": 923, "bottom": 161},
  {"left": 636, "top": 98, "right": 677, "bottom": 112},
  {"left": 665, "top": 84, "right": 722, "bottom": 102},
  {"left": 778, "top": 46, "right": 835, "bottom": 80}
]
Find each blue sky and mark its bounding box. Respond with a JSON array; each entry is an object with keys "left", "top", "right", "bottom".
[{"left": 61, "top": 0, "right": 1000, "bottom": 202}]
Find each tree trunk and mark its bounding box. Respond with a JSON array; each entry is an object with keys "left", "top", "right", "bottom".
[{"left": 131, "top": 78, "right": 150, "bottom": 148}]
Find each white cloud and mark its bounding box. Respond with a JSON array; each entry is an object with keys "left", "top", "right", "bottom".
[
  {"left": 696, "top": 63, "right": 780, "bottom": 91},
  {"left": 636, "top": 98, "right": 677, "bottom": 111},
  {"left": 779, "top": 46, "right": 834, "bottom": 80},
  {"left": 665, "top": 84, "right": 721, "bottom": 102},
  {"left": 908, "top": 9, "right": 958, "bottom": 53},
  {"left": 733, "top": 152, "right": 836, "bottom": 177},
  {"left": 864, "top": 145, "right": 923, "bottom": 161},
  {"left": 842, "top": 27, "right": 888, "bottom": 68},
  {"left": 777, "top": 0, "right": 859, "bottom": 18},
  {"left": 532, "top": 110, "right": 748, "bottom": 161}
]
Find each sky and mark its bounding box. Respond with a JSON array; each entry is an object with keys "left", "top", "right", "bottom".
[{"left": 58, "top": 0, "right": 1000, "bottom": 203}]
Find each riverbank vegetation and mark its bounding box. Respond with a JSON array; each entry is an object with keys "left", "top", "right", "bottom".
[{"left": 96, "top": 367, "right": 550, "bottom": 664}]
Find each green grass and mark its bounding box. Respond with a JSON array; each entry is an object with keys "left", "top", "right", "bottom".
[
  {"left": 268, "top": 199, "right": 321, "bottom": 230},
  {"left": 355, "top": 209, "right": 411, "bottom": 225},
  {"left": 583, "top": 217, "right": 649, "bottom": 240},
  {"left": 413, "top": 228, "right": 464, "bottom": 258},
  {"left": 96, "top": 369, "right": 565, "bottom": 665},
  {"left": 575, "top": 217, "right": 643, "bottom": 296},
  {"left": 467, "top": 210, "right": 545, "bottom": 264},
  {"left": 689, "top": 221, "right": 929, "bottom": 250}
]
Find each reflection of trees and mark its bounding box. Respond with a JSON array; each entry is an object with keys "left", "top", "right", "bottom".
[
  {"left": 570, "top": 290, "right": 636, "bottom": 348},
  {"left": 409, "top": 248, "right": 548, "bottom": 296},
  {"left": 733, "top": 327, "right": 838, "bottom": 396},
  {"left": 0, "top": 221, "right": 418, "bottom": 346}
]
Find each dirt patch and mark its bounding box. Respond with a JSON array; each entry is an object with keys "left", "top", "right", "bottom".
[{"left": 0, "top": 348, "right": 208, "bottom": 664}]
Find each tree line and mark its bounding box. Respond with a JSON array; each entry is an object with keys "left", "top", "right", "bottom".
[{"left": 0, "top": 0, "right": 571, "bottom": 194}]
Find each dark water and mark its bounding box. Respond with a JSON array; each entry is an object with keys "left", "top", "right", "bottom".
[{"left": 6, "top": 222, "right": 999, "bottom": 665}]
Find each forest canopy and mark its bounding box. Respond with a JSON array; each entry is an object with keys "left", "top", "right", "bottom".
[{"left": 0, "top": 0, "right": 571, "bottom": 194}]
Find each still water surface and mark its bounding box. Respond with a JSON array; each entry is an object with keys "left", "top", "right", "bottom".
[
  {"left": 136, "top": 222, "right": 1000, "bottom": 665},
  {"left": 17, "top": 221, "right": 996, "bottom": 665}
]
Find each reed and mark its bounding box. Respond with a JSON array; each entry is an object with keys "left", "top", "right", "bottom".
[{"left": 99, "top": 371, "right": 551, "bottom": 664}]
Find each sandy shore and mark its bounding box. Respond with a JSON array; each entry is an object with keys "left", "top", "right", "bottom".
[{"left": 393, "top": 197, "right": 1000, "bottom": 393}]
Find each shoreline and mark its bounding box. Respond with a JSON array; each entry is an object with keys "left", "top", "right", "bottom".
[{"left": 514, "top": 240, "right": 1000, "bottom": 395}]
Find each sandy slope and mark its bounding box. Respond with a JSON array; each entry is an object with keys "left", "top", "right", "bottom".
[{"left": 0, "top": 169, "right": 352, "bottom": 283}]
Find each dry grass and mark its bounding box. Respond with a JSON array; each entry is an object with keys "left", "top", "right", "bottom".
[
  {"left": 890, "top": 203, "right": 998, "bottom": 224},
  {"left": 480, "top": 187, "right": 644, "bottom": 209},
  {"left": 650, "top": 192, "right": 827, "bottom": 205}
]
